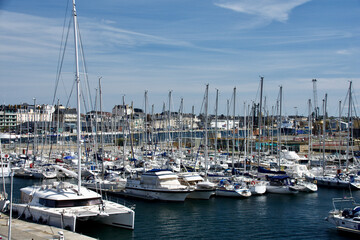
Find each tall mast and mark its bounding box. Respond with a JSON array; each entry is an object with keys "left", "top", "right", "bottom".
[
  {"left": 144, "top": 90, "right": 148, "bottom": 150},
  {"left": 232, "top": 87, "right": 236, "bottom": 171},
  {"left": 204, "top": 84, "right": 209, "bottom": 177},
  {"left": 191, "top": 105, "right": 194, "bottom": 162},
  {"left": 258, "top": 76, "right": 263, "bottom": 167},
  {"left": 338, "top": 100, "right": 342, "bottom": 157},
  {"left": 226, "top": 100, "right": 230, "bottom": 161},
  {"left": 179, "top": 98, "right": 183, "bottom": 171},
  {"left": 73, "top": 0, "right": 82, "bottom": 194},
  {"left": 243, "top": 101, "right": 247, "bottom": 172},
  {"left": 122, "top": 95, "right": 126, "bottom": 178},
  {"left": 214, "top": 89, "right": 219, "bottom": 165},
  {"left": 308, "top": 99, "right": 312, "bottom": 169},
  {"left": 278, "top": 86, "right": 282, "bottom": 171},
  {"left": 346, "top": 81, "right": 352, "bottom": 172},
  {"left": 168, "top": 91, "right": 172, "bottom": 153},
  {"left": 322, "top": 94, "right": 327, "bottom": 176},
  {"left": 99, "top": 77, "right": 104, "bottom": 178}
]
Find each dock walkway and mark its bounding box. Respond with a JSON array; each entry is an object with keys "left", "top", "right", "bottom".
[{"left": 0, "top": 214, "right": 96, "bottom": 240}]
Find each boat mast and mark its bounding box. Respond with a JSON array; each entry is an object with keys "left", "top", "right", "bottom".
[
  {"left": 72, "top": 0, "right": 82, "bottom": 194},
  {"left": 191, "top": 105, "right": 194, "bottom": 162},
  {"left": 168, "top": 91, "right": 172, "bottom": 154},
  {"left": 179, "top": 98, "right": 183, "bottom": 171},
  {"left": 0, "top": 141, "right": 6, "bottom": 197},
  {"left": 226, "top": 99, "right": 230, "bottom": 162},
  {"left": 214, "top": 89, "right": 219, "bottom": 166},
  {"left": 204, "top": 84, "right": 209, "bottom": 178},
  {"left": 346, "top": 81, "right": 352, "bottom": 172},
  {"left": 258, "top": 77, "right": 264, "bottom": 167},
  {"left": 308, "top": 99, "right": 312, "bottom": 169},
  {"left": 122, "top": 95, "right": 126, "bottom": 178},
  {"left": 322, "top": 94, "right": 327, "bottom": 176},
  {"left": 338, "top": 100, "right": 342, "bottom": 158},
  {"left": 232, "top": 87, "right": 236, "bottom": 171},
  {"left": 99, "top": 77, "right": 105, "bottom": 178},
  {"left": 278, "top": 86, "right": 282, "bottom": 171},
  {"left": 243, "top": 101, "right": 247, "bottom": 172},
  {"left": 144, "top": 90, "right": 148, "bottom": 151}
]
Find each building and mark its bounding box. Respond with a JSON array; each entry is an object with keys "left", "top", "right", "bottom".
[{"left": 0, "top": 105, "right": 17, "bottom": 130}]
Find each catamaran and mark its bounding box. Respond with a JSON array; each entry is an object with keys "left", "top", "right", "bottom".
[{"left": 12, "top": 0, "right": 135, "bottom": 231}]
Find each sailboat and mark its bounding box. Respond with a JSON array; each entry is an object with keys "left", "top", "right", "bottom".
[
  {"left": 12, "top": 0, "right": 135, "bottom": 231},
  {"left": 309, "top": 82, "right": 360, "bottom": 190},
  {"left": 177, "top": 85, "right": 216, "bottom": 200}
]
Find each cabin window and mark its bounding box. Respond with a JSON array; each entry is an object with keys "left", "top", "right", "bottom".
[{"left": 39, "top": 197, "right": 102, "bottom": 208}]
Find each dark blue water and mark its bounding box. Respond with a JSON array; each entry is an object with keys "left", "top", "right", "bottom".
[{"left": 3, "top": 178, "right": 359, "bottom": 240}]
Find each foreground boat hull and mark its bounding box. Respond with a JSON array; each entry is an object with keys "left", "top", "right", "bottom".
[
  {"left": 13, "top": 204, "right": 77, "bottom": 231},
  {"left": 327, "top": 214, "right": 360, "bottom": 234},
  {"left": 13, "top": 200, "right": 135, "bottom": 231}
]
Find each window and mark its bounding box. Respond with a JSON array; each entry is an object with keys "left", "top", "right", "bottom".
[{"left": 39, "top": 197, "right": 102, "bottom": 208}]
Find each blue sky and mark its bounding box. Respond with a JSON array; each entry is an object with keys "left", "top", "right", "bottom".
[{"left": 0, "top": 0, "right": 359, "bottom": 116}]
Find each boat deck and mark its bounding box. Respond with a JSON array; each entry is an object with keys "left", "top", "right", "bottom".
[{"left": 0, "top": 213, "right": 95, "bottom": 240}]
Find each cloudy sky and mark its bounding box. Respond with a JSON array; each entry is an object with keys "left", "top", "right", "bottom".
[{"left": 0, "top": 0, "right": 359, "bottom": 116}]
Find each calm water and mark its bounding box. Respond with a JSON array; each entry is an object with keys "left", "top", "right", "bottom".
[{"left": 3, "top": 178, "right": 360, "bottom": 240}]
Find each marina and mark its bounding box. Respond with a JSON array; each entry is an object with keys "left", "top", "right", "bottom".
[
  {"left": 1, "top": 0, "right": 360, "bottom": 239},
  {"left": 1, "top": 178, "right": 359, "bottom": 239}
]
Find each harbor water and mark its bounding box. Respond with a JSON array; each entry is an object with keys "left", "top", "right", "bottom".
[{"left": 3, "top": 178, "right": 360, "bottom": 240}]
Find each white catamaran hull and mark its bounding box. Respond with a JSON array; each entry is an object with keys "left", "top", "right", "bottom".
[
  {"left": 13, "top": 204, "right": 77, "bottom": 231},
  {"left": 13, "top": 200, "right": 135, "bottom": 231}
]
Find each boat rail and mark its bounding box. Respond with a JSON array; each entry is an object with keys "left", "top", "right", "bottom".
[
  {"left": 105, "top": 195, "right": 136, "bottom": 210},
  {"left": 332, "top": 197, "right": 359, "bottom": 210}
]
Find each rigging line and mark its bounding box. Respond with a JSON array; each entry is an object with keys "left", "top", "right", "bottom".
[
  {"left": 65, "top": 79, "right": 76, "bottom": 109},
  {"left": 352, "top": 87, "right": 359, "bottom": 118},
  {"left": 53, "top": 7, "right": 72, "bottom": 105},
  {"left": 81, "top": 87, "right": 89, "bottom": 114},
  {"left": 77, "top": 21, "right": 94, "bottom": 111},
  {"left": 341, "top": 88, "right": 350, "bottom": 117},
  {"left": 199, "top": 88, "right": 206, "bottom": 115},
  {"left": 60, "top": 75, "right": 70, "bottom": 104}
]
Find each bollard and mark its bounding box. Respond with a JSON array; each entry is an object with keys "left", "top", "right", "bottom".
[{"left": 58, "top": 231, "right": 65, "bottom": 240}]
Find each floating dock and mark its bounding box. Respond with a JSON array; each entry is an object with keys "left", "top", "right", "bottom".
[{"left": 0, "top": 214, "right": 96, "bottom": 240}]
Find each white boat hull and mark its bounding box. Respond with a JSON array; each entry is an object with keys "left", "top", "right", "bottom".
[
  {"left": 13, "top": 200, "right": 135, "bottom": 231},
  {"left": 249, "top": 185, "right": 267, "bottom": 195},
  {"left": 327, "top": 213, "right": 360, "bottom": 234},
  {"left": 13, "top": 204, "right": 77, "bottom": 231},
  {"left": 125, "top": 187, "right": 191, "bottom": 201},
  {"left": 266, "top": 185, "right": 298, "bottom": 194},
  {"left": 215, "top": 189, "right": 251, "bottom": 198}
]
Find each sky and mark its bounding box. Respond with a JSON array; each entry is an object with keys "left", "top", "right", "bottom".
[{"left": 0, "top": 0, "right": 359, "bottom": 117}]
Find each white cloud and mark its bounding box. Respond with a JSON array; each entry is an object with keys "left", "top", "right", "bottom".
[
  {"left": 214, "top": 0, "right": 311, "bottom": 23},
  {"left": 336, "top": 49, "right": 351, "bottom": 55}
]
